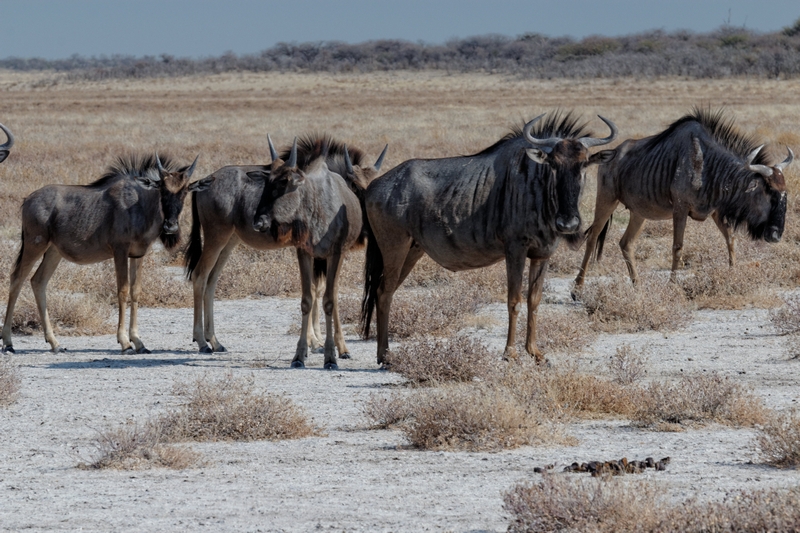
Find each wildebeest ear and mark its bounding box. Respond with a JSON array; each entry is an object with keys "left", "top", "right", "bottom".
[
  {"left": 525, "top": 148, "right": 547, "bottom": 164},
  {"left": 246, "top": 170, "right": 270, "bottom": 182},
  {"left": 0, "top": 150, "right": 8, "bottom": 163},
  {"left": 290, "top": 171, "right": 305, "bottom": 186},
  {"left": 589, "top": 149, "right": 616, "bottom": 165},
  {"left": 135, "top": 176, "right": 159, "bottom": 190},
  {"left": 745, "top": 179, "right": 759, "bottom": 193},
  {"left": 188, "top": 176, "right": 215, "bottom": 192}
]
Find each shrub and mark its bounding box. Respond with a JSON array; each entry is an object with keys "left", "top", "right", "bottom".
[
  {"left": 607, "top": 344, "right": 648, "bottom": 385},
  {"left": 81, "top": 423, "right": 201, "bottom": 470},
  {"left": 384, "top": 335, "right": 496, "bottom": 384},
  {"left": 679, "top": 260, "right": 779, "bottom": 309},
  {"left": 757, "top": 410, "right": 800, "bottom": 467}
]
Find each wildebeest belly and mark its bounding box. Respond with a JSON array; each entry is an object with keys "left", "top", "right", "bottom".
[
  {"left": 618, "top": 193, "right": 675, "bottom": 221},
  {"left": 416, "top": 232, "right": 506, "bottom": 272}
]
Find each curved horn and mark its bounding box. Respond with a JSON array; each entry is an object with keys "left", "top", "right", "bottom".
[
  {"left": 747, "top": 145, "right": 772, "bottom": 177},
  {"left": 156, "top": 153, "right": 166, "bottom": 175},
  {"left": 776, "top": 147, "right": 794, "bottom": 171},
  {"left": 523, "top": 113, "right": 560, "bottom": 152},
  {"left": 287, "top": 137, "right": 298, "bottom": 168},
  {"left": 0, "top": 122, "right": 14, "bottom": 151},
  {"left": 374, "top": 144, "right": 388, "bottom": 171},
  {"left": 186, "top": 154, "right": 199, "bottom": 178},
  {"left": 267, "top": 134, "right": 278, "bottom": 162},
  {"left": 344, "top": 145, "right": 355, "bottom": 175},
  {"left": 579, "top": 115, "right": 619, "bottom": 149}
]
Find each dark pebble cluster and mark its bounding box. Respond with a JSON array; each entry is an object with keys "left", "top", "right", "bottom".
[{"left": 533, "top": 456, "right": 670, "bottom": 476}]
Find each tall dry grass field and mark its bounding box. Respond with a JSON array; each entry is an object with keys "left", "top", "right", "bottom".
[{"left": 1, "top": 71, "right": 799, "bottom": 336}]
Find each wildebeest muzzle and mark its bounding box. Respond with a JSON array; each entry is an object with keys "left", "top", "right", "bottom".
[
  {"left": 556, "top": 215, "right": 580, "bottom": 234},
  {"left": 253, "top": 214, "right": 271, "bottom": 233},
  {"left": 162, "top": 220, "right": 180, "bottom": 234}
]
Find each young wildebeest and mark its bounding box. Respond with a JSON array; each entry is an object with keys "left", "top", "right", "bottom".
[
  {"left": 185, "top": 135, "right": 386, "bottom": 355},
  {"left": 2, "top": 154, "right": 207, "bottom": 354},
  {"left": 362, "top": 112, "right": 618, "bottom": 365},
  {"left": 574, "top": 108, "right": 793, "bottom": 289},
  {"left": 0, "top": 122, "right": 14, "bottom": 163},
  {"left": 252, "top": 138, "right": 377, "bottom": 370}
]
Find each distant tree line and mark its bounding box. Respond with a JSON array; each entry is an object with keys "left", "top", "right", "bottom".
[{"left": 4, "top": 21, "right": 800, "bottom": 80}]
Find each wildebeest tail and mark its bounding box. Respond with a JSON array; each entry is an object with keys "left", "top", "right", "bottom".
[
  {"left": 595, "top": 214, "right": 612, "bottom": 262},
  {"left": 360, "top": 218, "right": 383, "bottom": 339},
  {"left": 313, "top": 258, "right": 327, "bottom": 282},
  {"left": 184, "top": 192, "right": 202, "bottom": 280}
]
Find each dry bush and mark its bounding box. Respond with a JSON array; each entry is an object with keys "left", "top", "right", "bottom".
[
  {"left": 771, "top": 293, "right": 800, "bottom": 336},
  {"left": 81, "top": 423, "right": 202, "bottom": 470},
  {"left": 499, "top": 360, "right": 639, "bottom": 419},
  {"left": 576, "top": 273, "right": 692, "bottom": 333},
  {"left": 607, "top": 344, "right": 648, "bottom": 385},
  {"left": 633, "top": 373, "right": 767, "bottom": 428},
  {"left": 0, "top": 357, "right": 21, "bottom": 406},
  {"left": 401, "top": 382, "right": 559, "bottom": 451},
  {"left": 384, "top": 335, "right": 496, "bottom": 384},
  {"left": 504, "top": 474, "right": 800, "bottom": 533},
  {"left": 158, "top": 374, "right": 318, "bottom": 442},
  {"left": 517, "top": 307, "right": 596, "bottom": 355},
  {"left": 6, "top": 290, "right": 109, "bottom": 337},
  {"left": 679, "top": 260, "right": 780, "bottom": 309},
  {"left": 756, "top": 410, "right": 800, "bottom": 467},
  {"left": 362, "top": 391, "right": 415, "bottom": 429},
  {"left": 213, "top": 247, "right": 301, "bottom": 299}
]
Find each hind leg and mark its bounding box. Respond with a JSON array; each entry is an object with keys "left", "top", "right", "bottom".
[
  {"left": 308, "top": 276, "right": 325, "bottom": 351},
  {"left": 619, "top": 212, "right": 647, "bottom": 285},
  {"left": 575, "top": 198, "right": 619, "bottom": 290},
  {"left": 191, "top": 231, "right": 234, "bottom": 353},
  {"left": 128, "top": 257, "right": 150, "bottom": 354},
  {"left": 3, "top": 238, "right": 51, "bottom": 352},
  {"left": 30, "top": 246, "right": 64, "bottom": 352},
  {"left": 202, "top": 237, "right": 237, "bottom": 352},
  {"left": 322, "top": 252, "right": 344, "bottom": 369}
]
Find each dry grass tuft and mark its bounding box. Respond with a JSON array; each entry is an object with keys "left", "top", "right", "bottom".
[
  {"left": 7, "top": 290, "right": 110, "bottom": 337},
  {"left": 213, "top": 247, "right": 301, "bottom": 299},
  {"left": 517, "top": 307, "right": 597, "bottom": 355},
  {"left": 81, "top": 423, "right": 202, "bottom": 470},
  {"left": 504, "top": 475, "right": 800, "bottom": 533},
  {"left": 770, "top": 294, "right": 800, "bottom": 359},
  {"left": 362, "top": 391, "right": 415, "bottom": 429},
  {"left": 633, "top": 373, "right": 767, "bottom": 428},
  {"left": 402, "top": 383, "right": 558, "bottom": 451},
  {"left": 756, "top": 410, "right": 800, "bottom": 468},
  {"left": 607, "top": 344, "right": 648, "bottom": 385},
  {"left": 679, "top": 260, "right": 780, "bottom": 309},
  {"left": 384, "top": 335, "right": 496, "bottom": 384},
  {"left": 158, "top": 374, "right": 318, "bottom": 442},
  {"left": 576, "top": 273, "right": 692, "bottom": 332},
  {"left": 0, "top": 357, "right": 21, "bottom": 406}
]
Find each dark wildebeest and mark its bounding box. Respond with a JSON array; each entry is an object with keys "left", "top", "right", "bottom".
[
  {"left": 574, "top": 108, "right": 793, "bottom": 289},
  {"left": 185, "top": 134, "right": 386, "bottom": 355},
  {"left": 252, "top": 138, "right": 374, "bottom": 369},
  {"left": 361, "top": 112, "right": 618, "bottom": 365},
  {"left": 0, "top": 122, "right": 14, "bottom": 163},
  {"left": 2, "top": 154, "right": 207, "bottom": 354}
]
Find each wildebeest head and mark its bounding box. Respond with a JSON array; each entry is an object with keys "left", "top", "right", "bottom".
[
  {"left": 738, "top": 145, "right": 793, "bottom": 243},
  {"left": 252, "top": 137, "right": 307, "bottom": 237},
  {"left": 0, "top": 122, "right": 14, "bottom": 163},
  {"left": 143, "top": 154, "right": 206, "bottom": 249},
  {"left": 343, "top": 143, "right": 388, "bottom": 191},
  {"left": 523, "top": 114, "right": 618, "bottom": 235}
]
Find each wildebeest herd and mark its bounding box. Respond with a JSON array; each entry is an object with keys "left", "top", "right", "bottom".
[{"left": 0, "top": 108, "right": 793, "bottom": 369}]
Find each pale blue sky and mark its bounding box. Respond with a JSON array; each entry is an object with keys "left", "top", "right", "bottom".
[{"left": 1, "top": 0, "right": 798, "bottom": 60}]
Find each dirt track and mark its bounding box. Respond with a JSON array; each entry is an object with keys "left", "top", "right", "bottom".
[{"left": 2, "top": 279, "right": 799, "bottom": 532}]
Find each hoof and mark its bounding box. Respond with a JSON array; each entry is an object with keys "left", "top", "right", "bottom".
[
  {"left": 323, "top": 362, "right": 339, "bottom": 370},
  {"left": 378, "top": 363, "right": 391, "bottom": 371},
  {"left": 122, "top": 347, "right": 136, "bottom": 355},
  {"left": 570, "top": 290, "right": 579, "bottom": 302},
  {"left": 136, "top": 346, "right": 151, "bottom": 354},
  {"left": 215, "top": 345, "right": 227, "bottom": 353},
  {"left": 53, "top": 346, "right": 67, "bottom": 354},
  {"left": 339, "top": 352, "right": 352, "bottom": 360},
  {"left": 290, "top": 360, "right": 306, "bottom": 369},
  {"left": 2, "top": 345, "right": 14, "bottom": 354},
  {"left": 199, "top": 345, "right": 213, "bottom": 354}
]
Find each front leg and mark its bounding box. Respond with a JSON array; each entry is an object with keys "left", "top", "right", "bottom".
[
  {"left": 113, "top": 249, "right": 134, "bottom": 354},
  {"left": 525, "top": 258, "right": 548, "bottom": 363},
  {"left": 671, "top": 207, "right": 690, "bottom": 282},
  {"left": 128, "top": 257, "right": 150, "bottom": 354},
  {"left": 323, "top": 252, "right": 345, "bottom": 369},
  {"left": 711, "top": 211, "right": 735, "bottom": 267},
  {"left": 503, "top": 247, "right": 527, "bottom": 360},
  {"left": 291, "top": 249, "right": 314, "bottom": 368}
]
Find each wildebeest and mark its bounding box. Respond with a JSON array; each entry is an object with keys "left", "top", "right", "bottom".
[
  {"left": 0, "top": 122, "right": 14, "bottom": 163},
  {"left": 574, "top": 108, "right": 793, "bottom": 289},
  {"left": 361, "top": 112, "right": 618, "bottom": 365},
  {"left": 185, "top": 134, "right": 386, "bottom": 355},
  {"left": 252, "top": 138, "right": 379, "bottom": 370},
  {"left": 2, "top": 154, "right": 206, "bottom": 354}
]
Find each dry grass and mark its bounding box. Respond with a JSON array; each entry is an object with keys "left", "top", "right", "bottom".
[
  {"left": 756, "top": 410, "right": 800, "bottom": 467},
  {"left": 633, "top": 373, "right": 767, "bottom": 429},
  {"left": 504, "top": 474, "right": 800, "bottom": 533},
  {"left": 158, "top": 374, "right": 318, "bottom": 442},
  {"left": 517, "top": 307, "right": 597, "bottom": 355},
  {"left": 770, "top": 294, "right": 800, "bottom": 359},
  {"left": 384, "top": 335, "right": 496, "bottom": 384},
  {"left": 679, "top": 259, "right": 781, "bottom": 310},
  {"left": 362, "top": 392, "right": 415, "bottom": 429},
  {"left": 576, "top": 273, "right": 692, "bottom": 333},
  {"left": 81, "top": 423, "right": 202, "bottom": 471},
  {"left": 0, "top": 356, "right": 21, "bottom": 406},
  {"left": 212, "top": 247, "right": 301, "bottom": 300},
  {"left": 607, "top": 344, "right": 648, "bottom": 385}
]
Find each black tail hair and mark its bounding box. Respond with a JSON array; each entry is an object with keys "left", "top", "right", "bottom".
[
  {"left": 595, "top": 214, "right": 612, "bottom": 262},
  {"left": 184, "top": 192, "right": 202, "bottom": 279},
  {"left": 360, "top": 216, "right": 383, "bottom": 339}
]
